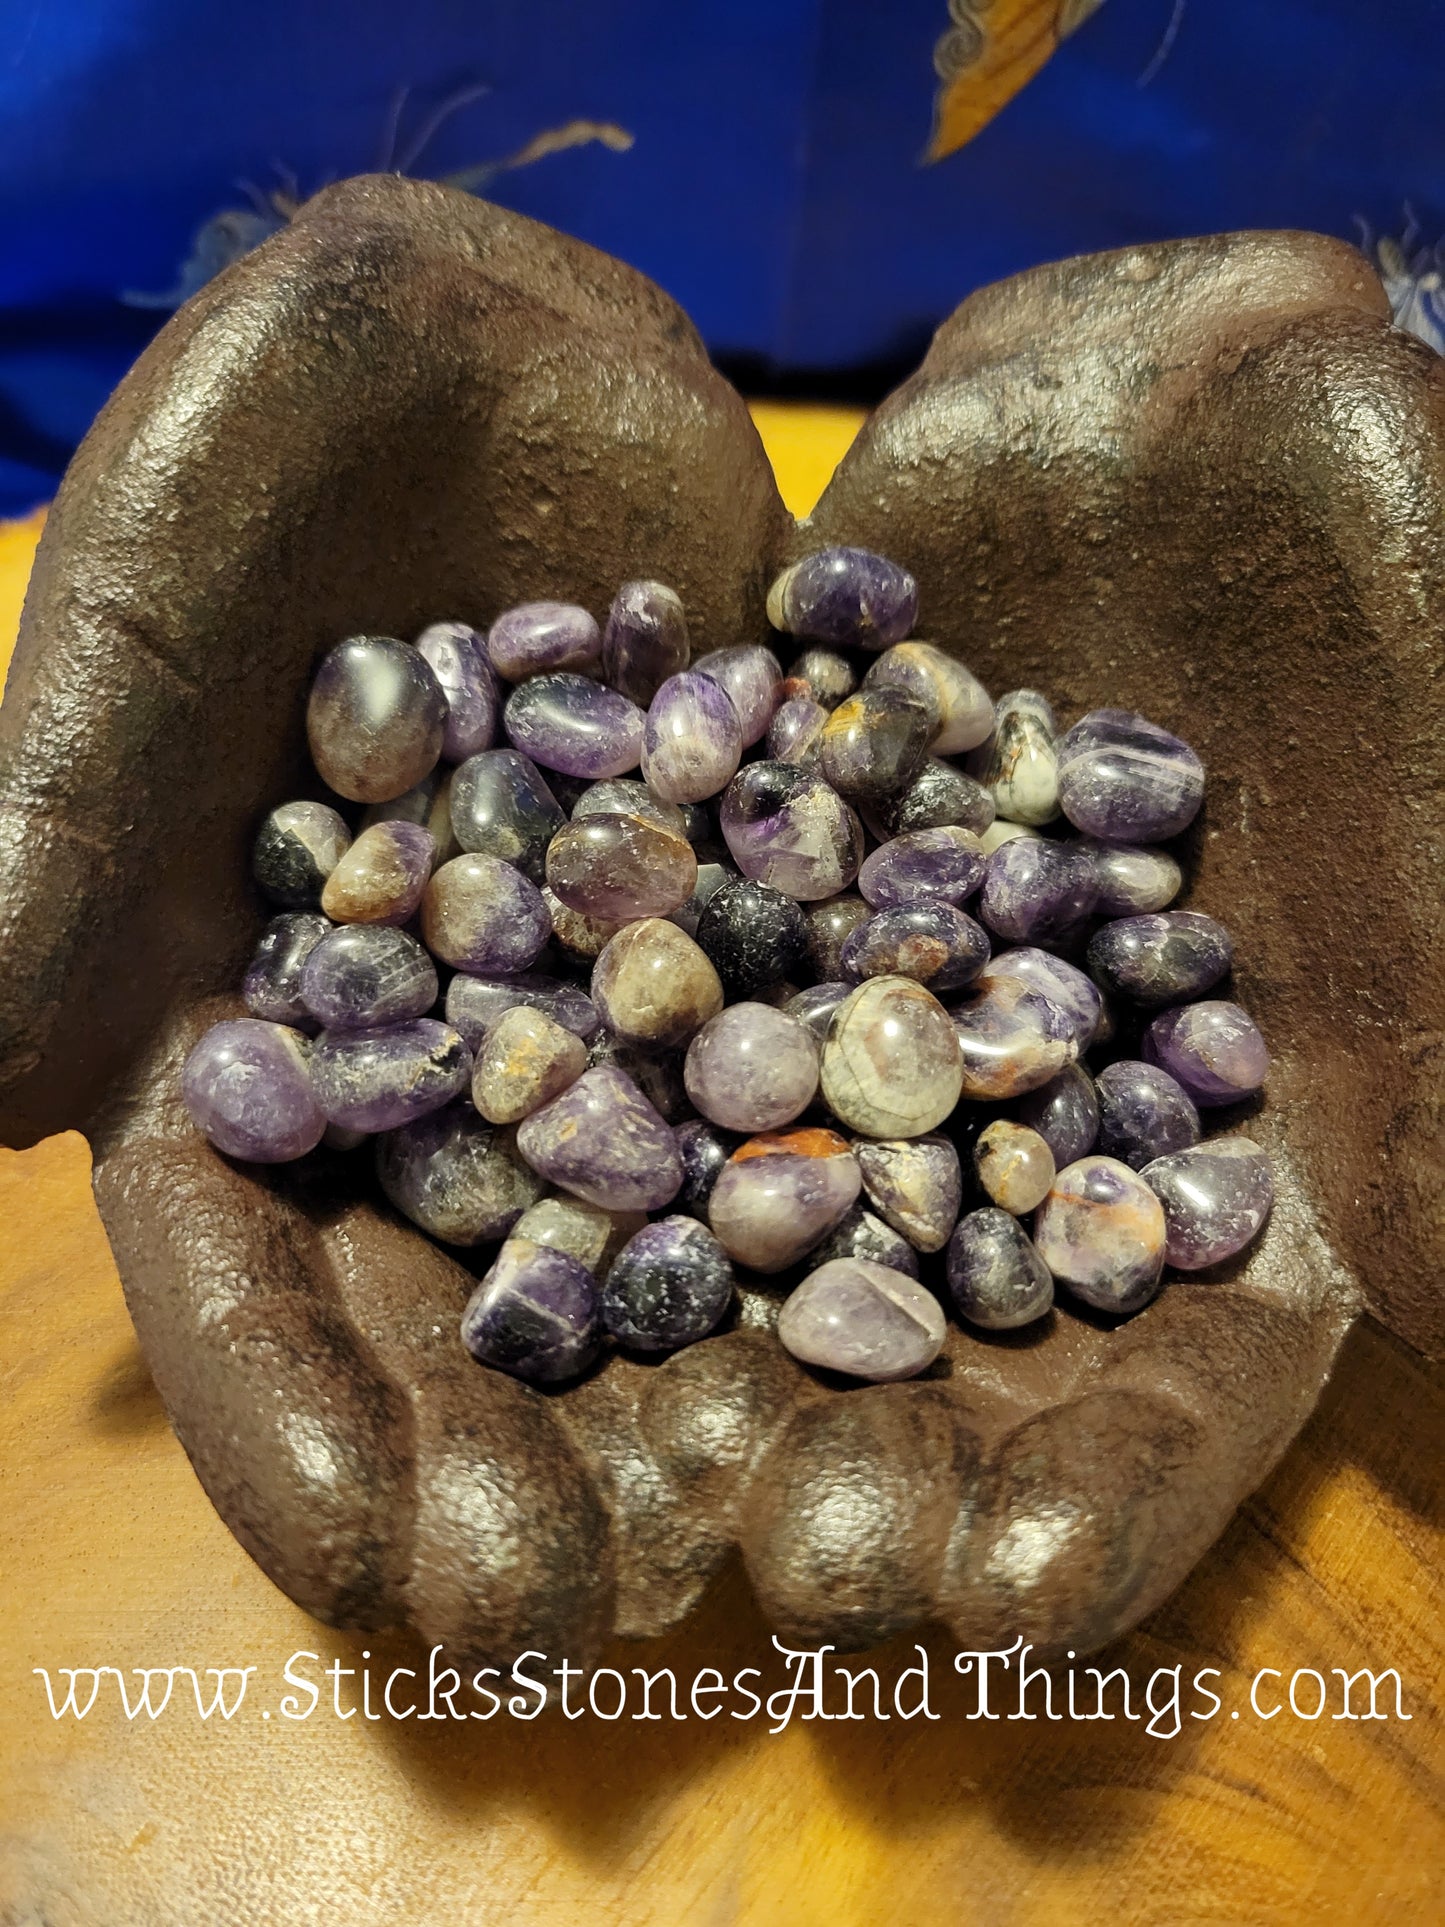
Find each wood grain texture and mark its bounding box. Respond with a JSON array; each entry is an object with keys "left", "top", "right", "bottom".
[{"left": 1, "top": 417, "right": 1441, "bottom": 1925}]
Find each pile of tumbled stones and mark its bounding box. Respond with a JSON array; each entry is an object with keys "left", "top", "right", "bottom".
[{"left": 183, "top": 548, "right": 1275, "bottom": 1386}]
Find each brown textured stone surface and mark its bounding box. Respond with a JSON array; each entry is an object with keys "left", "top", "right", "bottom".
[{"left": 0, "top": 181, "right": 1437, "bottom": 1671}]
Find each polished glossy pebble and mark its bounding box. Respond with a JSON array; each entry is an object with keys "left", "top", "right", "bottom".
[
  {"left": 422, "top": 854, "right": 551, "bottom": 973},
  {"left": 448, "top": 748, "right": 564, "bottom": 881},
  {"left": 511, "top": 1195, "right": 647, "bottom": 1282},
  {"left": 979, "top": 947, "right": 1102, "bottom": 1047},
  {"left": 414, "top": 621, "right": 498, "bottom": 762},
  {"left": 487, "top": 601, "right": 602, "bottom": 682},
  {"left": 545, "top": 811, "right": 698, "bottom": 922},
  {"left": 784, "top": 981, "right": 853, "bottom": 1042},
  {"left": 243, "top": 913, "right": 331, "bottom": 1026},
  {"left": 978, "top": 818, "right": 1041, "bottom": 857},
  {"left": 1144, "top": 1000, "right": 1269, "bottom": 1107},
  {"left": 673, "top": 1117, "right": 740, "bottom": 1217},
  {"left": 472, "top": 1004, "right": 589, "bottom": 1124},
  {"left": 311, "top": 1018, "right": 471, "bottom": 1132},
  {"left": 182, "top": 1019, "right": 326, "bottom": 1161},
  {"left": 974, "top": 1119, "right": 1056, "bottom": 1215},
  {"left": 804, "top": 893, "right": 873, "bottom": 981},
  {"left": 864, "top": 642, "right": 994, "bottom": 755},
  {"left": 320, "top": 821, "right": 434, "bottom": 925},
  {"left": 602, "top": 580, "right": 689, "bottom": 704},
  {"left": 376, "top": 1099, "right": 545, "bottom": 1243},
  {"left": 1088, "top": 911, "right": 1233, "bottom": 1007},
  {"left": 809, "top": 1204, "right": 920, "bottom": 1277},
  {"left": 1015, "top": 1063, "right": 1100, "bottom": 1167},
  {"left": 253, "top": 801, "right": 351, "bottom": 910},
  {"left": 1141, "top": 1137, "right": 1275, "bottom": 1269},
  {"left": 979, "top": 836, "right": 1097, "bottom": 946},
  {"left": 767, "top": 694, "right": 828, "bottom": 766},
  {"left": 1096, "top": 1060, "right": 1201, "bottom": 1168},
  {"left": 840, "top": 902, "right": 990, "bottom": 994},
  {"left": 854, "top": 1133, "right": 962, "bottom": 1253},
  {"left": 692, "top": 644, "right": 783, "bottom": 747},
  {"left": 516, "top": 1065, "right": 683, "bottom": 1211},
  {"left": 601, "top": 1217, "right": 735, "bottom": 1352},
  {"left": 668, "top": 861, "right": 735, "bottom": 941},
  {"left": 592, "top": 918, "right": 724, "bottom": 1048},
  {"left": 684, "top": 1002, "right": 819, "bottom": 1132},
  {"left": 707, "top": 1128, "right": 861, "bottom": 1272},
  {"left": 571, "top": 777, "right": 687, "bottom": 837},
  {"left": 642, "top": 670, "right": 743, "bottom": 803},
  {"left": 720, "top": 762, "right": 863, "bottom": 900},
  {"left": 1057, "top": 708, "right": 1205, "bottom": 843},
  {"left": 1034, "top": 1155, "right": 1167, "bottom": 1314},
  {"left": 767, "top": 547, "right": 917, "bottom": 651},
  {"left": 979, "top": 689, "right": 1059, "bottom": 825},
  {"left": 859, "top": 827, "right": 987, "bottom": 908},
  {"left": 874, "top": 758, "right": 995, "bottom": 839},
  {"left": 307, "top": 635, "right": 446, "bottom": 803},
  {"left": 694, "top": 877, "right": 812, "bottom": 998},
  {"left": 1075, "top": 837, "right": 1182, "bottom": 916},
  {"left": 461, "top": 1238, "right": 600, "bottom": 1384},
  {"left": 444, "top": 973, "right": 599, "bottom": 1055},
  {"left": 818, "top": 687, "right": 932, "bottom": 801},
  {"left": 947, "top": 1209, "right": 1054, "bottom": 1329},
  {"left": 950, "top": 973, "right": 1080, "bottom": 1100},
  {"left": 504, "top": 673, "right": 645, "bottom": 780},
  {"left": 789, "top": 646, "right": 856, "bottom": 711},
  {"left": 543, "top": 888, "right": 623, "bottom": 959},
  {"left": 361, "top": 768, "right": 458, "bottom": 870},
  {"left": 778, "top": 1260, "right": 945, "bottom": 1381},
  {"left": 821, "top": 976, "right": 963, "bottom": 1138},
  {"left": 301, "top": 924, "right": 437, "bottom": 1031}
]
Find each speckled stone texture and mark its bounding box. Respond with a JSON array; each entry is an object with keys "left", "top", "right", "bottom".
[{"left": 2, "top": 190, "right": 1436, "bottom": 1679}]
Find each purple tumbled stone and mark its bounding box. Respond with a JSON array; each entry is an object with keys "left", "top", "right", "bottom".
[
  {"left": 778, "top": 1259, "right": 945, "bottom": 1381},
  {"left": 602, "top": 580, "right": 690, "bottom": 705},
  {"left": 683, "top": 1001, "right": 819, "bottom": 1133},
  {"left": 1034, "top": 1155, "right": 1167, "bottom": 1314},
  {"left": 252, "top": 800, "right": 351, "bottom": 910},
  {"left": 719, "top": 762, "right": 863, "bottom": 901},
  {"left": 784, "top": 981, "right": 853, "bottom": 1041},
  {"left": 947, "top": 1209, "right": 1054, "bottom": 1329},
  {"left": 448, "top": 748, "right": 564, "bottom": 881},
  {"left": 487, "top": 601, "right": 602, "bottom": 682},
  {"left": 873, "top": 758, "right": 995, "bottom": 840},
  {"left": 803, "top": 893, "right": 873, "bottom": 980},
  {"left": 854, "top": 1133, "right": 962, "bottom": 1253},
  {"left": 306, "top": 635, "right": 446, "bottom": 803},
  {"left": 692, "top": 644, "right": 783, "bottom": 747},
  {"left": 414, "top": 621, "right": 498, "bottom": 762},
  {"left": 979, "top": 947, "right": 1102, "bottom": 1048},
  {"left": 320, "top": 819, "right": 435, "bottom": 926},
  {"left": 840, "top": 902, "right": 990, "bottom": 993},
  {"left": 950, "top": 972, "right": 1080, "bottom": 1100},
  {"left": 182, "top": 1019, "right": 327, "bottom": 1162},
  {"left": 570, "top": 777, "right": 686, "bottom": 835},
  {"left": 674, "top": 1117, "right": 740, "bottom": 1217},
  {"left": 641, "top": 670, "right": 743, "bottom": 804},
  {"left": 767, "top": 547, "right": 918, "bottom": 652},
  {"left": 1141, "top": 1136, "right": 1275, "bottom": 1270},
  {"left": 707, "top": 1128, "right": 861, "bottom": 1272},
  {"left": 600, "top": 1217, "right": 735, "bottom": 1352},
  {"left": 461, "top": 1237, "right": 600, "bottom": 1384},
  {"left": 376, "top": 1099, "right": 545, "bottom": 1244},
  {"left": 545, "top": 811, "right": 698, "bottom": 921},
  {"left": 301, "top": 924, "right": 438, "bottom": 1031},
  {"left": 516, "top": 1065, "right": 683, "bottom": 1211},
  {"left": 243, "top": 913, "right": 331, "bottom": 1026},
  {"left": 1057, "top": 709, "right": 1205, "bottom": 843},
  {"left": 767, "top": 694, "right": 829, "bottom": 766},
  {"left": 858, "top": 827, "right": 987, "bottom": 909},
  {"left": 1014, "top": 1063, "right": 1100, "bottom": 1167},
  {"left": 504, "top": 673, "right": 645, "bottom": 780},
  {"left": 809, "top": 1204, "right": 920, "bottom": 1278},
  {"left": 445, "top": 972, "right": 601, "bottom": 1054},
  {"left": 817, "top": 687, "right": 933, "bottom": 801},
  {"left": 422, "top": 854, "right": 552, "bottom": 973},
  {"left": 863, "top": 642, "right": 994, "bottom": 755},
  {"left": 1095, "top": 1060, "right": 1201, "bottom": 1169},
  {"left": 978, "top": 837, "right": 1098, "bottom": 947},
  {"left": 1073, "top": 838, "right": 1182, "bottom": 916},
  {"left": 1143, "top": 1000, "right": 1270, "bottom": 1107},
  {"left": 310, "top": 1018, "right": 471, "bottom": 1132},
  {"left": 1087, "top": 911, "right": 1233, "bottom": 1008}
]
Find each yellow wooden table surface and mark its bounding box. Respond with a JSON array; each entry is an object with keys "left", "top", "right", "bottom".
[{"left": 1, "top": 414, "right": 1441, "bottom": 1927}]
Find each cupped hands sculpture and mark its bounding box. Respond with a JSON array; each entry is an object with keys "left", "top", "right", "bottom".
[{"left": 1, "top": 177, "right": 1440, "bottom": 1668}]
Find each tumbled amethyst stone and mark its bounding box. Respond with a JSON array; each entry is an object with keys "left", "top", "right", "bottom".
[
  {"left": 461, "top": 1237, "right": 600, "bottom": 1384},
  {"left": 978, "top": 837, "right": 1098, "bottom": 947},
  {"left": 320, "top": 819, "right": 435, "bottom": 926},
  {"left": 1034, "top": 1155, "right": 1167, "bottom": 1314},
  {"left": 1141, "top": 1136, "right": 1275, "bottom": 1269},
  {"left": 817, "top": 688, "right": 932, "bottom": 802},
  {"left": 601, "top": 580, "right": 689, "bottom": 704},
  {"left": 306, "top": 635, "right": 446, "bottom": 804},
  {"left": 767, "top": 547, "right": 918, "bottom": 652},
  {"left": 376, "top": 1099, "right": 545, "bottom": 1244},
  {"left": 788, "top": 645, "right": 856, "bottom": 711},
  {"left": 544, "top": 811, "right": 698, "bottom": 921},
  {"left": 1143, "top": 1000, "right": 1270, "bottom": 1107},
  {"left": 414, "top": 621, "right": 498, "bottom": 762},
  {"left": 571, "top": 777, "right": 687, "bottom": 836},
  {"left": 947, "top": 1209, "right": 1054, "bottom": 1330},
  {"left": 784, "top": 981, "right": 853, "bottom": 1041},
  {"left": 445, "top": 972, "right": 601, "bottom": 1055},
  {"left": 809, "top": 1204, "right": 920, "bottom": 1278},
  {"left": 719, "top": 762, "right": 863, "bottom": 901},
  {"left": 487, "top": 601, "right": 602, "bottom": 682},
  {"left": 1074, "top": 837, "right": 1182, "bottom": 916},
  {"left": 182, "top": 1019, "right": 327, "bottom": 1162},
  {"left": 674, "top": 1117, "right": 740, "bottom": 1216},
  {"left": 600, "top": 1217, "right": 735, "bottom": 1352},
  {"left": 422, "top": 854, "right": 552, "bottom": 974},
  {"left": 803, "top": 893, "right": 873, "bottom": 981},
  {"left": 1015, "top": 1063, "right": 1100, "bottom": 1167},
  {"left": 840, "top": 902, "right": 990, "bottom": 993},
  {"left": 708, "top": 1128, "right": 861, "bottom": 1272},
  {"left": 252, "top": 800, "right": 350, "bottom": 910},
  {"left": 979, "top": 947, "right": 1102, "bottom": 1047},
  {"left": 504, "top": 673, "right": 645, "bottom": 781},
  {"left": 516, "top": 1065, "right": 683, "bottom": 1211},
  {"left": 1087, "top": 911, "right": 1233, "bottom": 1008},
  {"left": 778, "top": 1259, "right": 945, "bottom": 1382},
  {"left": 1057, "top": 709, "right": 1205, "bottom": 844},
  {"left": 684, "top": 1001, "right": 820, "bottom": 1133},
  {"left": 858, "top": 827, "right": 987, "bottom": 909},
  {"left": 243, "top": 913, "right": 331, "bottom": 1026},
  {"left": 863, "top": 642, "right": 994, "bottom": 756},
  {"left": 300, "top": 924, "right": 438, "bottom": 1031},
  {"left": 767, "top": 694, "right": 828, "bottom": 766},
  {"left": 950, "top": 973, "right": 1080, "bottom": 1100},
  {"left": 310, "top": 1018, "right": 471, "bottom": 1132},
  {"left": 692, "top": 644, "right": 784, "bottom": 748},
  {"left": 854, "top": 1133, "right": 962, "bottom": 1253},
  {"left": 873, "top": 758, "right": 995, "bottom": 840},
  {"left": 977, "top": 688, "right": 1059, "bottom": 826},
  {"left": 448, "top": 748, "right": 564, "bottom": 882},
  {"left": 641, "top": 670, "right": 743, "bottom": 804},
  {"left": 1095, "top": 1059, "right": 1201, "bottom": 1169}
]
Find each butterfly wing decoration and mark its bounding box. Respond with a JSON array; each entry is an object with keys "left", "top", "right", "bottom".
[{"left": 927, "top": 0, "right": 1107, "bottom": 160}]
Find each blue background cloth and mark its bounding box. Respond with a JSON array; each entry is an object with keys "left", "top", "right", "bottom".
[{"left": 1, "top": 0, "right": 1440, "bottom": 513}]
